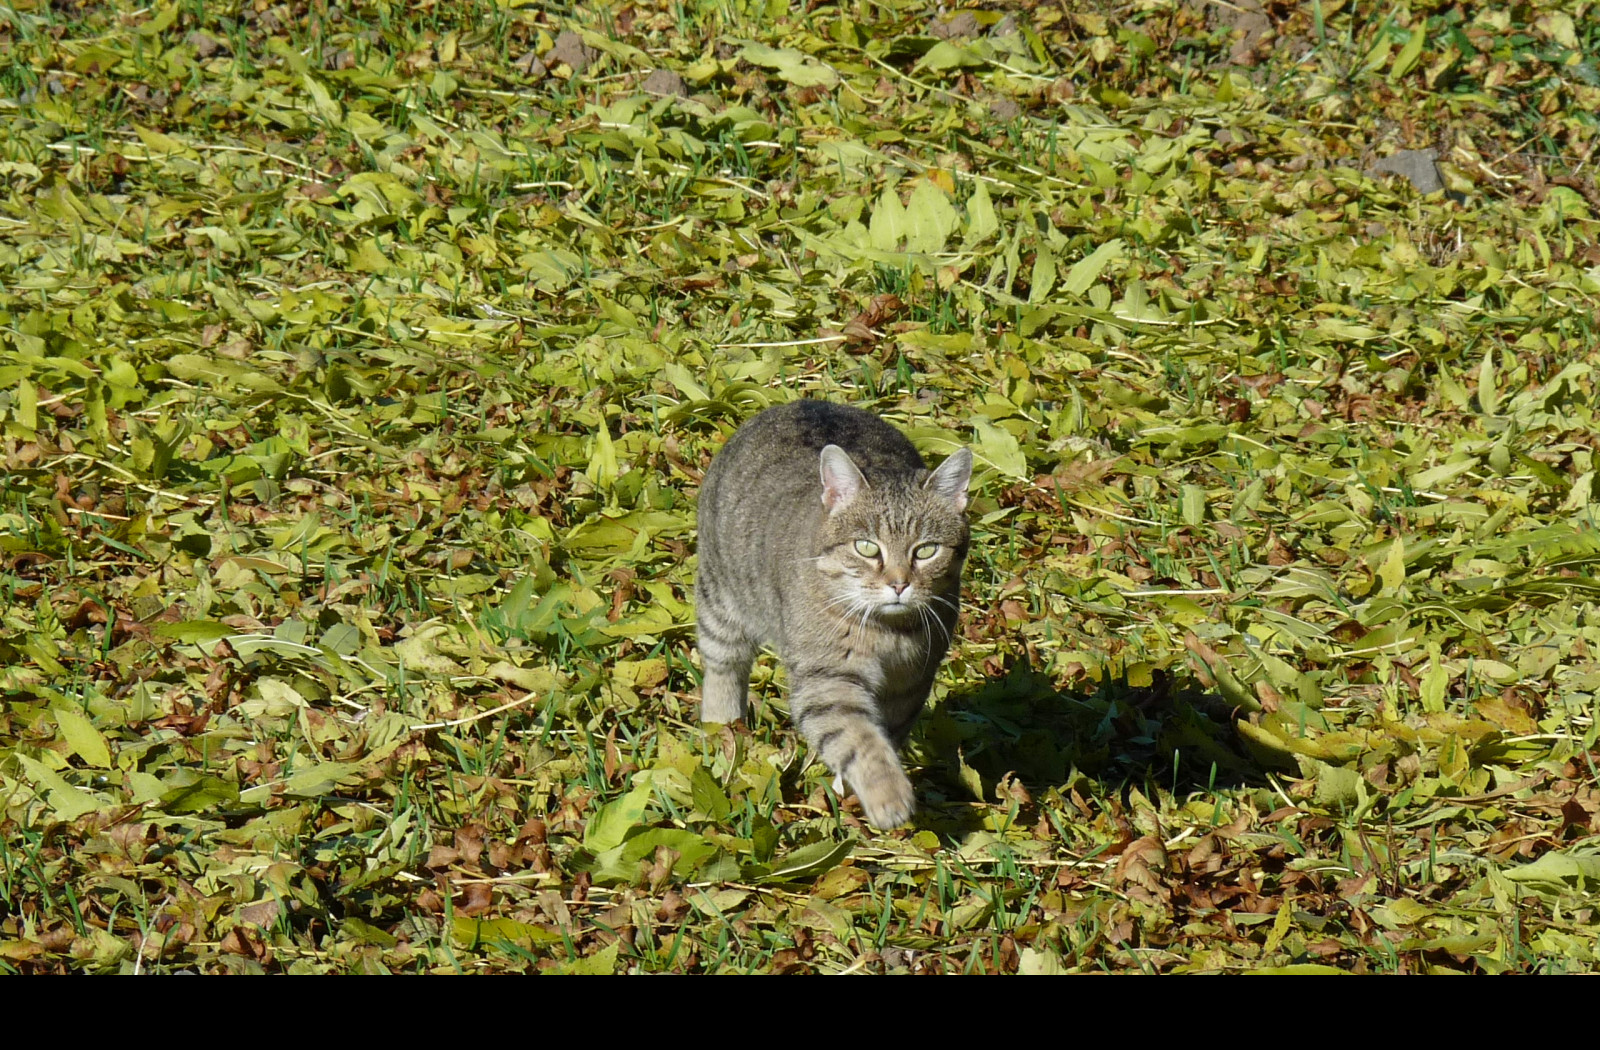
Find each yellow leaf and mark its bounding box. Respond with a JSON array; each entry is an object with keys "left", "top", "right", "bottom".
[
  {"left": 54, "top": 706, "right": 112, "bottom": 769},
  {"left": 1263, "top": 900, "right": 1293, "bottom": 956},
  {"left": 13, "top": 378, "right": 36, "bottom": 433},
  {"left": 957, "top": 748, "right": 984, "bottom": 801},
  {"left": 1477, "top": 346, "right": 1498, "bottom": 414},
  {"left": 1378, "top": 536, "right": 1405, "bottom": 593},
  {"left": 588, "top": 424, "right": 618, "bottom": 489},
  {"left": 15, "top": 754, "right": 104, "bottom": 819},
  {"left": 1389, "top": 26, "right": 1426, "bottom": 81},
  {"left": 613, "top": 658, "right": 668, "bottom": 689},
  {"left": 921, "top": 168, "right": 955, "bottom": 194},
  {"left": 1419, "top": 645, "right": 1448, "bottom": 714}
]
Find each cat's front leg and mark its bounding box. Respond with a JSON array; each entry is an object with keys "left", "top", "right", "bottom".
[{"left": 791, "top": 670, "right": 915, "bottom": 829}]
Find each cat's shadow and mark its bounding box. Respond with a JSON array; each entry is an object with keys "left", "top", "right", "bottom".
[{"left": 908, "top": 659, "right": 1262, "bottom": 838}]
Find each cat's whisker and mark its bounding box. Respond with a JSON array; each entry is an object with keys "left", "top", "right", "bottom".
[
  {"left": 851, "top": 600, "right": 875, "bottom": 636},
  {"left": 821, "top": 596, "right": 866, "bottom": 625},
  {"left": 820, "top": 594, "right": 872, "bottom": 643},
  {"left": 918, "top": 603, "right": 951, "bottom": 652}
]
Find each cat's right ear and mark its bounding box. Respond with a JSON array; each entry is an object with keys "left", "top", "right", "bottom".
[
  {"left": 925, "top": 447, "right": 973, "bottom": 512},
  {"left": 820, "top": 445, "right": 867, "bottom": 512}
]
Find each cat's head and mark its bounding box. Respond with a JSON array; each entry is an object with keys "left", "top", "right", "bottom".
[{"left": 814, "top": 445, "right": 973, "bottom": 626}]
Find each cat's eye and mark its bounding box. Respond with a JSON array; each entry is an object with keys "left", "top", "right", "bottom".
[
  {"left": 913, "top": 543, "right": 940, "bottom": 560},
  {"left": 853, "top": 539, "right": 881, "bottom": 559}
]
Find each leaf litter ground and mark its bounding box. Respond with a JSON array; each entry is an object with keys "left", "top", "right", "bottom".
[{"left": 2, "top": 0, "right": 1599, "bottom": 973}]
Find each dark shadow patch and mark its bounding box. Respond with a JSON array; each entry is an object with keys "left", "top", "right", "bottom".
[{"left": 913, "top": 657, "right": 1263, "bottom": 812}]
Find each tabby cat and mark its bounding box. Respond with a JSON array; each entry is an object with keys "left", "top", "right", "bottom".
[{"left": 695, "top": 400, "right": 973, "bottom": 828}]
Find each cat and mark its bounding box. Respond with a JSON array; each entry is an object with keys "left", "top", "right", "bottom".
[{"left": 695, "top": 399, "right": 973, "bottom": 828}]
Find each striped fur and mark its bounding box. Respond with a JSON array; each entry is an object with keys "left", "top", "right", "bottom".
[{"left": 696, "top": 400, "right": 972, "bottom": 828}]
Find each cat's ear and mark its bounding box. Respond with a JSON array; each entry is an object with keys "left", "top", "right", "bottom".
[
  {"left": 924, "top": 447, "right": 973, "bottom": 512},
  {"left": 820, "top": 445, "right": 868, "bottom": 511}
]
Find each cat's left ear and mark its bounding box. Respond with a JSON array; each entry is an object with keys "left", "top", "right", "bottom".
[
  {"left": 820, "top": 445, "right": 868, "bottom": 512},
  {"left": 924, "top": 447, "right": 973, "bottom": 512}
]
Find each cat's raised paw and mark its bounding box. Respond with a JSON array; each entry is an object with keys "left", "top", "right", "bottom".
[{"left": 851, "top": 766, "right": 916, "bottom": 830}]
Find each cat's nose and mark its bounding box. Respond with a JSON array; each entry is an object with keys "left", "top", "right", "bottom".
[{"left": 890, "top": 581, "right": 909, "bottom": 596}]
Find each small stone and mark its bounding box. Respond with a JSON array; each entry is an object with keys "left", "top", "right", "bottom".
[
  {"left": 642, "top": 69, "right": 688, "bottom": 97},
  {"left": 1212, "top": 0, "right": 1271, "bottom": 65},
  {"left": 186, "top": 31, "right": 228, "bottom": 58},
  {"left": 929, "top": 12, "right": 979, "bottom": 40},
  {"left": 988, "top": 97, "right": 1022, "bottom": 122},
  {"left": 513, "top": 51, "right": 547, "bottom": 78},
  {"left": 1371, "top": 148, "right": 1444, "bottom": 194},
  {"left": 546, "top": 30, "right": 598, "bottom": 74}
]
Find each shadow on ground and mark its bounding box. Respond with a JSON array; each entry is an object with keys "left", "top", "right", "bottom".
[{"left": 910, "top": 657, "right": 1263, "bottom": 831}]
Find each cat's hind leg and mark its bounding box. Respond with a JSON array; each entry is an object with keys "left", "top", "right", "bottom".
[{"left": 696, "top": 593, "right": 756, "bottom": 724}]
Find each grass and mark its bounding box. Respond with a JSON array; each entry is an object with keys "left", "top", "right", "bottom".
[{"left": 0, "top": 0, "right": 1598, "bottom": 972}]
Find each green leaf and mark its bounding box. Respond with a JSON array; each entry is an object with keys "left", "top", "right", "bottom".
[
  {"left": 738, "top": 44, "right": 838, "bottom": 87},
  {"left": 14, "top": 378, "right": 36, "bottom": 433},
  {"left": 587, "top": 423, "right": 618, "bottom": 489},
  {"left": 916, "top": 41, "right": 986, "bottom": 72},
  {"left": 153, "top": 620, "right": 235, "bottom": 643},
  {"left": 559, "top": 942, "right": 620, "bottom": 975},
  {"left": 452, "top": 916, "right": 563, "bottom": 950},
  {"left": 1378, "top": 537, "right": 1405, "bottom": 593},
  {"left": 956, "top": 746, "right": 985, "bottom": 801},
  {"left": 964, "top": 179, "right": 998, "bottom": 243},
  {"left": 583, "top": 782, "right": 653, "bottom": 852},
  {"left": 1180, "top": 485, "right": 1205, "bottom": 526},
  {"left": 136, "top": 4, "right": 179, "bottom": 37},
  {"left": 231, "top": 635, "right": 322, "bottom": 659},
  {"left": 302, "top": 74, "right": 343, "bottom": 123},
  {"left": 663, "top": 363, "right": 710, "bottom": 402},
  {"left": 53, "top": 706, "right": 112, "bottom": 769},
  {"left": 690, "top": 766, "right": 732, "bottom": 820},
  {"left": 758, "top": 837, "right": 854, "bottom": 884},
  {"left": 969, "top": 417, "right": 1027, "bottom": 480},
  {"left": 14, "top": 754, "right": 105, "bottom": 820},
  {"left": 1478, "top": 346, "right": 1498, "bottom": 414},
  {"left": 904, "top": 179, "right": 958, "bottom": 254},
  {"left": 1362, "top": 33, "right": 1393, "bottom": 74},
  {"left": 1502, "top": 850, "right": 1600, "bottom": 889},
  {"left": 581, "top": 827, "right": 722, "bottom": 884},
  {"left": 1061, "top": 239, "right": 1124, "bottom": 296},
  {"left": 159, "top": 772, "right": 240, "bottom": 814},
  {"left": 1311, "top": 761, "right": 1362, "bottom": 810},
  {"left": 869, "top": 184, "right": 907, "bottom": 251},
  {"left": 1018, "top": 946, "right": 1069, "bottom": 974},
  {"left": 1419, "top": 645, "right": 1449, "bottom": 714},
  {"left": 1028, "top": 243, "right": 1056, "bottom": 304},
  {"left": 1389, "top": 26, "right": 1426, "bottom": 81},
  {"left": 278, "top": 761, "right": 363, "bottom": 798}
]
